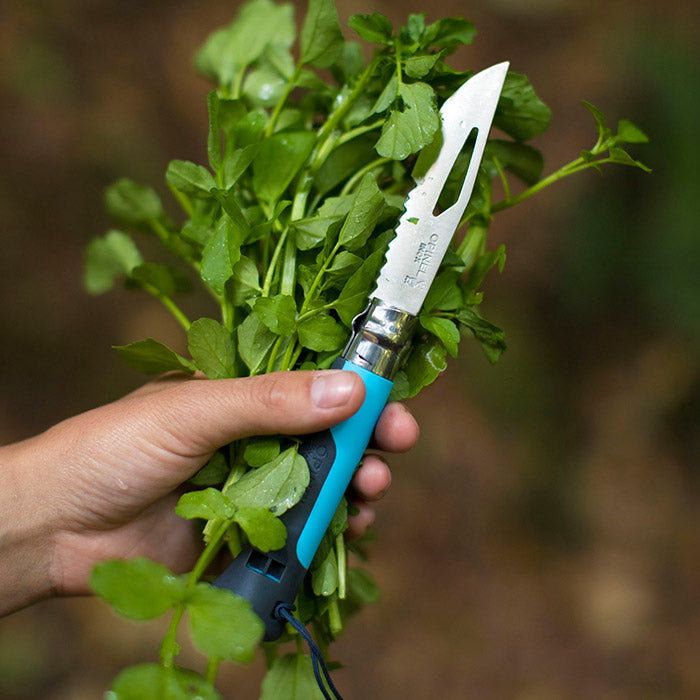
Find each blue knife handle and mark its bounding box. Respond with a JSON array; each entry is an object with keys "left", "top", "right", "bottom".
[{"left": 214, "top": 358, "right": 393, "bottom": 641}]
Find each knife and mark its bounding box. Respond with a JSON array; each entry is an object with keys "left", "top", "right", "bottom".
[{"left": 215, "top": 61, "right": 509, "bottom": 641}]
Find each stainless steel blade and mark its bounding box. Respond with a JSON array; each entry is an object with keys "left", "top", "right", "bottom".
[{"left": 372, "top": 61, "right": 509, "bottom": 316}]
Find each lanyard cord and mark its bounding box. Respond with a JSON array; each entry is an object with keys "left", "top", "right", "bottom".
[{"left": 274, "top": 603, "right": 344, "bottom": 700}]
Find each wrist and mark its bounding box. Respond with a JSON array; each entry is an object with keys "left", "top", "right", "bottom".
[{"left": 0, "top": 438, "right": 56, "bottom": 615}]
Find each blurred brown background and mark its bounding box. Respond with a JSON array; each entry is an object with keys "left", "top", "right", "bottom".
[{"left": 1, "top": 0, "right": 699, "bottom": 698}]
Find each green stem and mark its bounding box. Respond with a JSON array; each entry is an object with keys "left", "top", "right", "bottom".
[
  {"left": 205, "top": 657, "right": 220, "bottom": 684},
  {"left": 328, "top": 596, "right": 343, "bottom": 637},
  {"left": 340, "top": 157, "right": 391, "bottom": 196},
  {"left": 266, "top": 334, "right": 286, "bottom": 374},
  {"left": 336, "top": 533, "right": 347, "bottom": 600},
  {"left": 221, "top": 298, "right": 235, "bottom": 333},
  {"left": 314, "top": 59, "right": 378, "bottom": 160},
  {"left": 262, "top": 225, "right": 289, "bottom": 296},
  {"left": 394, "top": 40, "right": 403, "bottom": 89},
  {"left": 266, "top": 63, "right": 303, "bottom": 137},
  {"left": 296, "top": 300, "right": 336, "bottom": 323},
  {"left": 280, "top": 335, "right": 298, "bottom": 372},
  {"left": 232, "top": 64, "right": 247, "bottom": 99},
  {"left": 280, "top": 176, "right": 313, "bottom": 298},
  {"left": 335, "top": 119, "right": 385, "bottom": 147},
  {"left": 299, "top": 241, "right": 341, "bottom": 315},
  {"left": 189, "top": 521, "right": 228, "bottom": 584},
  {"left": 150, "top": 218, "right": 171, "bottom": 246},
  {"left": 167, "top": 184, "right": 193, "bottom": 217},
  {"left": 492, "top": 156, "right": 511, "bottom": 202},
  {"left": 456, "top": 222, "right": 488, "bottom": 268},
  {"left": 160, "top": 520, "right": 229, "bottom": 669},
  {"left": 142, "top": 283, "right": 191, "bottom": 331},
  {"left": 288, "top": 342, "right": 304, "bottom": 370},
  {"left": 160, "top": 606, "right": 185, "bottom": 668},
  {"left": 490, "top": 156, "right": 608, "bottom": 213}
]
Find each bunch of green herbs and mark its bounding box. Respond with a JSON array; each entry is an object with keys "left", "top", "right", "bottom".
[{"left": 83, "top": 1, "right": 649, "bottom": 697}]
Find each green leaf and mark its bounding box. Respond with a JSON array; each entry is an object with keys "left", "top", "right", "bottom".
[
  {"left": 200, "top": 215, "right": 244, "bottom": 295},
  {"left": 311, "top": 540, "right": 338, "bottom": 596},
  {"left": 187, "top": 318, "right": 236, "bottom": 379},
  {"left": 244, "top": 436, "right": 281, "bottom": 467},
  {"left": 186, "top": 584, "right": 264, "bottom": 662},
  {"left": 313, "top": 133, "right": 378, "bottom": 196},
  {"left": 243, "top": 66, "right": 287, "bottom": 106},
  {"left": 464, "top": 244, "right": 506, "bottom": 294},
  {"left": 375, "top": 82, "right": 439, "bottom": 160},
  {"left": 166, "top": 160, "right": 217, "bottom": 196},
  {"left": 300, "top": 0, "right": 344, "bottom": 68},
  {"left": 419, "top": 315, "right": 460, "bottom": 357},
  {"left": 334, "top": 248, "right": 385, "bottom": 326},
  {"left": 608, "top": 146, "right": 652, "bottom": 172},
  {"left": 127, "top": 262, "right": 191, "bottom": 297},
  {"left": 485, "top": 139, "right": 544, "bottom": 186},
  {"left": 190, "top": 451, "right": 229, "bottom": 486},
  {"left": 91, "top": 558, "right": 185, "bottom": 621},
  {"left": 495, "top": 73, "right": 551, "bottom": 142},
  {"left": 259, "top": 654, "right": 327, "bottom": 700},
  {"left": 292, "top": 215, "right": 344, "bottom": 250},
  {"left": 224, "top": 446, "right": 309, "bottom": 515},
  {"left": 388, "top": 370, "right": 409, "bottom": 401},
  {"left": 206, "top": 90, "right": 222, "bottom": 173},
  {"left": 104, "top": 179, "right": 164, "bottom": 228},
  {"left": 223, "top": 144, "right": 259, "bottom": 189},
  {"left": 329, "top": 497, "right": 348, "bottom": 537},
  {"left": 423, "top": 270, "right": 462, "bottom": 311},
  {"left": 84, "top": 230, "right": 143, "bottom": 294},
  {"left": 318, "top": 194, "right": 354, "bottom": 218},
  {"left": 229, "top": 256, "right": 261, "bottom": 306},
  {"left": 616, "top": 118, "right": 649, "bottom": 144},
  {"left": 348, "top": 13, "right": 393, "bottom": 45},
  {"left": 325, "top": 251, "right": 362, "bottom": 287},
  {"left": 403, "top": 54, "right": 441, "bottom": 79},
  {"left": 253, "top": 132, "right": 316, "bottom": 204},
  {"left": 194, "top": 0, "right": 295, "bottom": 85},
  {"left": 456, "top": 307, "right": 506, "bottom": 363},
  {"left": 297, "top": 314, "right": 347, "bottom": 352},
  {"left": 581, "top": 100, "right": 609, "bottom": 142},
  {"left": 234, "top": 507, "right": 287, "bottom": 551},
  {"left": 236, "top": 314, "right": 277, "bottom": 374},
  {"left": 404, "top": 336, "right": 447, "bottom": 398},
  {"left": 424, "top": 17, "right": 476, "bottom": 49},
  {"left": 233, "top": 111, "right": 267, "bottom": 148},
  {"left": 371, "top": 74, "right": 398, "bottom": 114},
  {"left": 175, "top": 488, "right": 235, "bottom": 521},
  {"left": 337, "top": 172, "right": 386, "bottom": 250},
  {"left": 253, "top": 294, "right": 297, "bottom": 335},
  {"left": 107, "top": 664, "right": 222, "bottom": 700},
  {"left": 113, "top": 338, "right": 196, "bottom": 375}
]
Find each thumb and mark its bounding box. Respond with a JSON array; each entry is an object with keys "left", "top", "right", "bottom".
[{"left": 117, "top": 369, "right": 366, "bottom": 462}]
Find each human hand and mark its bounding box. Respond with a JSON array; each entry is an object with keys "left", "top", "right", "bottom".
[{"left": 0, "top": 370, "right": 418, "bottom": 615}]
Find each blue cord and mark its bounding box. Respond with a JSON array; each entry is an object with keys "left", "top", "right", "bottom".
[{"left": 274, "top": 603, "right": 344, "bottom": 700}]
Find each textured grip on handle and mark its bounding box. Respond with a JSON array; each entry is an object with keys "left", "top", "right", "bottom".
[{"left": 214, "top": 361, "right": 393, "bottom": 640}]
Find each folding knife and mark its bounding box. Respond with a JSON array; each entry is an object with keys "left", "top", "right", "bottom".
[{"left": 215, "top": 61, "right": 509, "bottom": 640}]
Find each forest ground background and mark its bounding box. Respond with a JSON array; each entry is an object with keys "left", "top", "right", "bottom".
[{"left": 1, "top": 0, "right": 699, "bottom": 697}]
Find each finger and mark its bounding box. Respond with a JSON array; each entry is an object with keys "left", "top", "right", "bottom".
[
  {"left": 116, "top": 370, "right": 366, "bottom": 461},
  {"left": 123, "top": 371, "right": 195, "bottom": 399},
  {"left": 345, "top": 500, "right": 375, "bottom": 540},
  {"left": 350, "top": 455, "right": 391, "bottom": 502},
  {"left": 372, "top": 402, "right": 419, "bottom": 453}
]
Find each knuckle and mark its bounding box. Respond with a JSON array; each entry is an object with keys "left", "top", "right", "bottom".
[{"left": 253, "top": 374, "right": 291, "bottom": 413}]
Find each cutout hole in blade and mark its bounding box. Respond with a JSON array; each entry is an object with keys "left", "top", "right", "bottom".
[{"left": 432, "top": 127, "right": 478, "bottom": 218}]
